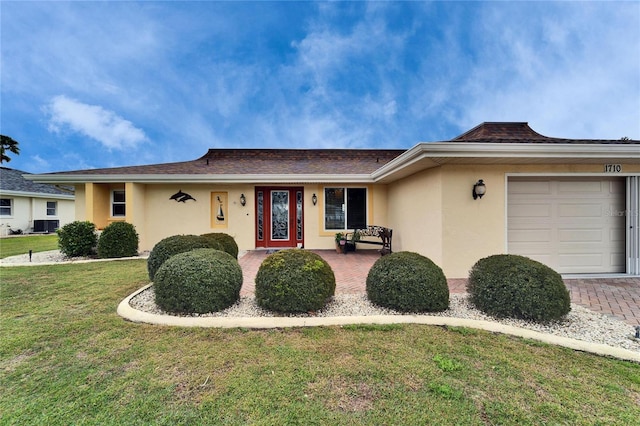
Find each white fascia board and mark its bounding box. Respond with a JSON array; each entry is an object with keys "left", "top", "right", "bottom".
[
  {"left": 372, "top": 142, "right": 640, "bottom": 181},
  {"left": 24, "top": 173, "right": 376, "bottom": 185},
  {"left": 0, "top": 190, "right": 75, "bottom": 200}
]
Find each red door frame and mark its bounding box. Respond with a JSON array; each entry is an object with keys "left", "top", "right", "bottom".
[{"left": 255, "top": 187, "right": 304, "bottom": 248}]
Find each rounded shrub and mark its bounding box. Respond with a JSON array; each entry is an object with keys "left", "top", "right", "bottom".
[
  {"left": 154, "top": 248, "right": 243, "bottom": 314},
  {"left": 97, "top": 222, "right": 139, "bottom": 258},
  {"left": 147, "top": 234, "right": 222, "bottom": 281},
  {"left": 57, "top": 221, "right": 97, "bottom": 257},
  {"left": 201, "top": 232, "right": 239, "bottom": 259},
  {"left": 467, "top": 254, "right": 571, "bottom": 322},
  {"left": 255, "top": 249, "right": 336, "bottom": 314},
  {"left": 366, "top": 252, "right": 449, "bottom": 312}
]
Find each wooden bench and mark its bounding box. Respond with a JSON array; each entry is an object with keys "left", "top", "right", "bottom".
[{"left": 342, "top": 225, "right": 393, "bottom": 256}]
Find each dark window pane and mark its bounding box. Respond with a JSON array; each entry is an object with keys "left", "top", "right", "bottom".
[
  {"left": 346, "top": 188, "right": 367, "bottom": 229},
  {"left": 112, "top": 204, "right": 126, "bottom": 217},
  {"left": 324, "top": 188, "right": 345, "bottom": 230},
  {"left": 113, "top": 191, "right": 125, "bottom": 203}
]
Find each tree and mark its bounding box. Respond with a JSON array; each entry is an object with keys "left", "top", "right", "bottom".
[{"left": 1, "top": 135, "right": 20, "bottom": 164}]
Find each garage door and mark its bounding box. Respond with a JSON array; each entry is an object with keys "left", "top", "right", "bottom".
[{"left": 508, "top": 177, "right": 626, "bottom": 274}]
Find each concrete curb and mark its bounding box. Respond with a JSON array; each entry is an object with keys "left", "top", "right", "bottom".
[{"left": 118, "top": 284, "right": 640, "bottom": 363}]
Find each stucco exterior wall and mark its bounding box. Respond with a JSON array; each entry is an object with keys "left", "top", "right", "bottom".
[
  {"left": 440, "top": 165, "right": 506, "bottom": 278},
  {"left": 386, "top": 162, "right": 640, "bottom": 278},
  {"left": 74, "top": 185, "right": 86, "bottom": 221},
  {"left": 0, "top": 195, "right": 74, "bottom": 235},
  {"left": 138, "top": 184, "right": 252, "bottom": 251},
  {"left": 387, "top": 168, "right": 443, "bottom": 265}
]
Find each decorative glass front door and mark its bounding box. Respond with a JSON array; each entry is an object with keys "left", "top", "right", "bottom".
[
  {"left": 271, "top": 190, "right": 289, "bottom": 241},
  {"left": 255, "top": 187, "right": 304, "bottom": 248}
]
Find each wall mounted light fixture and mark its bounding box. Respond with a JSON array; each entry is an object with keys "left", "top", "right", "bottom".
[
  {"left": 240, "top": 193, "right": 246, "bottom": 206},
  {"left": 312, "top": 193, "right": 318, "bottom": 206},
  {"left": 472, "top": 179, "right": 486, "bottom": 200}
]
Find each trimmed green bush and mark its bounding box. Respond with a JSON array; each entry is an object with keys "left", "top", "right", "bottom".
[
  {"left": 366, "top": 252, "right": 449, "bottom": 312},
  {"left": 57, "top": 221, "right": 97, "bottom": 257},
  {"left": 97, "top": 222, "right": 139, "bottom": 258},
  {"left": 201, "top": 232, "right": 239, "bottom": 259},
  {"left": 255, "top": 249, "right": 336, "bottom": 313},
  {"left": 468, "top": 254, "right": 571, "bottom": 322},
  {"left": 147, "top": 234, "right": 222, "bottom": 281},
  {"left": 154, "top": 248, "right": 243, "bottom": 314}
]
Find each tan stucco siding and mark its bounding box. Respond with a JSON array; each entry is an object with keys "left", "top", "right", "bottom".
[
  {"left": 74, "top": 185, "right": 86, "bottom": 220},
  {"left": 440, "top": 166, "right": 506, "bottom": 278},
  {"left": 139, "top": 184, "right": 254, "bottom": 251},
  {"left": 388, "top": 168, "right": 443, "bottom": 265},
  {"left": 86, "top": 183, "right": 111, "bottom": 229}
]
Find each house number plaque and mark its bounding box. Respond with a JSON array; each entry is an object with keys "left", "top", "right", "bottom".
[{"left": 604, "top": 164, "right": 622, "bottom": 173}]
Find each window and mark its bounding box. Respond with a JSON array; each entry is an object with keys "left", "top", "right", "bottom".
[
  {"left": 324, "top": 187, "right": 367, "bottom": 230},
  {"left": 46, "top": 201, "right": 57, "bottom": 216},
  {"left": 0, "top": 198, "right": 12, "bottom": 216},
  {"left": 112, "top": 190, "right": 126, "bottom": 217}
]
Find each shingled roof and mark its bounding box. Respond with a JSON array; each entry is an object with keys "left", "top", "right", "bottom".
[
  {"left": 452, "top": 122, "right": 639, "bottom": 144},
  {"left": 0, "top": 167, "right": 74, "bottom": 195},
  {"left": 25, "top": 122, "right": 640, "bottom": 184},
  {"left": 41, "top": 149, "right": 407, "bottom": 176}
]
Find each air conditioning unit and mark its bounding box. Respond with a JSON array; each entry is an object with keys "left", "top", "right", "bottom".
[{"left": 33, "top": 220, "right": 60, "bottom": 233}]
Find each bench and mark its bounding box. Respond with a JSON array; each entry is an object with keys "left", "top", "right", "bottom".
[{"left": 342, "top": 225, "right": 392, "bottom": 256}]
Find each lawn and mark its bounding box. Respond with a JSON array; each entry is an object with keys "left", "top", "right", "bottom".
[
  {"left": 1, "top": 261, "right": 639, "bottom": 425},
  {"left": 0, "top": 234, "right": 59, "bottom": 258}
]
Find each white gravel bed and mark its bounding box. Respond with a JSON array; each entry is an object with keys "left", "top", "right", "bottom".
[
  {"left": 0, "top": 249, "right": 148, "bottom": 265},
  {"left": 0, "top": 249, "right": 74, "bottom": 264},
  {"left": 130, "top": 286, "right": 640, "bottom": 352}
]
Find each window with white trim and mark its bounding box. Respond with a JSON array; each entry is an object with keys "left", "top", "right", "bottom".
[
  {"left": 0, "top": 198, "right": 12, "bottom": 216},
  {"left": 324, "top": 187, "right": 367, "bottom": 230},
  {"left": 46, "top": 201, "right": 57, "bottom": 216},
  {"left": 112, "top": 190, "right": 126, "bottom": 217}
]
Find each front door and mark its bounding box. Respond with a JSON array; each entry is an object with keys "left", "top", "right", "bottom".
[{"left": 255, "top": 187, "right": 304, "bottom": 248}]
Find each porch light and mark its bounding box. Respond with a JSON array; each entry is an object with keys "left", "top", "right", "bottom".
[
  {"left": 473, "top": 179, "right": 486, "bottom": 200},
  {"left": 312, "top": 193, "right": 318, "bottom": 206},
  {"left": 240, "top": 193, "right": 246, "bottom": 206}
]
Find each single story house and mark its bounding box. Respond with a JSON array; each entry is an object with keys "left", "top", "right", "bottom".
[
  {"left": 27, "top": 122, "right": 640, "bottom": 278},
  {"left": 1, "top": 167, "right": 75, "bottom": 236}
]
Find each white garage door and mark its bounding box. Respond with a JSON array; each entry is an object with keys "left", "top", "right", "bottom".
[{"left": 508, "top": 177, "right": 626, "bottom": 274}]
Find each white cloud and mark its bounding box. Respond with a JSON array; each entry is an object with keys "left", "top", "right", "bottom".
[{"left": 45, "top": 95, "right": 148, "bottom": 150}]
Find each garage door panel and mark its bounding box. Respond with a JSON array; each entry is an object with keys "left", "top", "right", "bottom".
[
  {"left": 558, "top": 203, "right": 603, "bottom": 217},
  {"left": 509, "top": 203, "right": 551, "bottom": 218},
  {"left": 558, "top": 228, "right": 602, "bottom": 243},
  {"left": 508, "top": 177, "right": 625, "bottom": 274},
  {"left": 558, "top": 181, "right": 604, "bottom": 193},
  {"left": 559, "top": 254, "right": 604, "bottom": 268},
  {"left": 509, "top": 229, "right": 552, "bottom": 242},
  {"left": 509, "top": 180, "right": 551, "bottom": 194}
]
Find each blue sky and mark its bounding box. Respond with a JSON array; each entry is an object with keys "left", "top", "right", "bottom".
[{"left": 1, "top": 1, "right": 639, "bottom": 174}]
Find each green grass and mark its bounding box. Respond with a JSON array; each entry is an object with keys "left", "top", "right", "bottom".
[
  {"left": 1, "top": 261, "right": 640, "bottom": 425},
  {"left": 0, "top": 234, "right": 59, "bottom": 258}
]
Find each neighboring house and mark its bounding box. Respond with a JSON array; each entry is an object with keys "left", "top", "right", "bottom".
[
  {"left": 27, "top": 123, "right": 640, "bottom": 277},
  {"left": 0, "top": 167, "right": 75, "bottom": 236}
]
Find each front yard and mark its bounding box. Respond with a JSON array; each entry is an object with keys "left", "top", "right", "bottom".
[
  {"left": 1, "top": 260, "right": 639, "bottom": 424},
  {"left": 0, "top": 234, "right": 59, "bottom": 258}
]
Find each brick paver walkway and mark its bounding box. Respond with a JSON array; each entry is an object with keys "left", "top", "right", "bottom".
[{"left": 239, "top": 250, "right": 640, "bottom": 326}]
